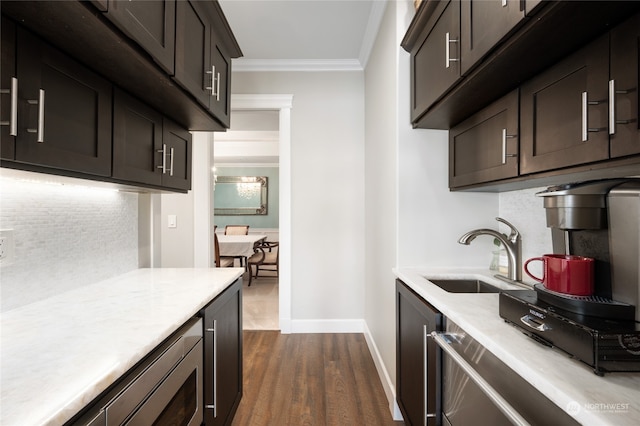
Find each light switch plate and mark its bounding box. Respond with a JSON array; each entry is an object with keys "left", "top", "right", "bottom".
[
  {"left": 168, "top": 215, "right": 177, "bottom": 228},
  {"left": 0, "top": 229, "right": 15, "bottom": 266}
]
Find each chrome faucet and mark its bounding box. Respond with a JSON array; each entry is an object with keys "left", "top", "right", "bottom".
[{"left": 458, "top": 217, "right": 522, "bottom": 282}]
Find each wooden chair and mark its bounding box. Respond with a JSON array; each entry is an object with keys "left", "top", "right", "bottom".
[
  {"left": 224, "top": 225, "right": 249, "bottom": 235},
  {"left": 214, "top": 233, "right": 234, "bottom": 268},
  {"left": 246, "top": 245, "right": 266, "bottom": 286},
  {"left": 255, "top": 241, "right": 279, "bottom": 278}
]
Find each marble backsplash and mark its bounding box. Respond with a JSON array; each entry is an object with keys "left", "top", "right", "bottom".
[{"left": 0, "top": 174, "right": 138, "bottom": 312}]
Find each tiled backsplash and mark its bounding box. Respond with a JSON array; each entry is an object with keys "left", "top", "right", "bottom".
[{"left": 0, "top": 176, "right": 138, "bottom": 312}]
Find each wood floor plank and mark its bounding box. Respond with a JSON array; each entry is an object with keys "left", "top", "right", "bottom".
[{"left": 231, "top": 331, "right": 403, "bottom": 426}]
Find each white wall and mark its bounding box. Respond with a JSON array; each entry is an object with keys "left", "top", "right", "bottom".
[{"left": 231, "top": 71, "right": 366, "bottom": 325}]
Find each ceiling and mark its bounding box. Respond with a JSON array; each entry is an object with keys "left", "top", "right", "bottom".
[
  {"left": 215, "top": 0, "right": 387, "bottom": 166},
  {"left": 218, "top": 0, "right": 387, "bottom": 71}
]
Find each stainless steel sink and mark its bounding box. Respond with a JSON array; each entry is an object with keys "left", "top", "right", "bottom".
[{"left": 427, "top": 278, "right": 501, "bottom": 293}]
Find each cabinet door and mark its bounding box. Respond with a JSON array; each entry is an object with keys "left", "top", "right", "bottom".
[
  {"left": 609, "top": 13, "right": 640, "bottom": 158},
  {"left": 162, "top": 118, "right": 192, "bottom": 191},
  {"left": 112, "top": 89, "right": 163, "bottom": 186},
  {"left": 175, "top": 0, "right": 211, "bottom": 108},
  {"left": 412, "top": 0, "right": 461, "bottom": 122},
  {"left": 396, "top": 280, "right": 442, "bottom": 426},
  {"left": 208, "top": 38, "right": 231, "bottom": 127},
  {"left": 1, "top": 17, "right": 16, "bottom": 159},
  {"left": 450, "top": 90, "right": 519, "bottom": 188},
  {"left": 105, "top": 0, "right": 176, "bottom": 74},
  {"left": 16, "top": 29, "right": 112, "bottom": 176},
  {"left": 202, "top": 278, "right": 243, "bottom": 426},
  {"left": 460, "top": 0, "right": 525, "bottom": 75},
  {"left": 520, "top": 34, "right": 609, "bottom": 175}
]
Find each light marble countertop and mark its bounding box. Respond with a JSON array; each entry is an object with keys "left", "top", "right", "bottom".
[
  {"left": 0, "top": 267, "right": 244, "bottom": 426},
  {"left": 395, "top": 267, "right": 640, "bottom": 426}
]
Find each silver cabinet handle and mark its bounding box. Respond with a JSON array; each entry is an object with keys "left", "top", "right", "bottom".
[
  {"left": 609, "top": 79, "right": 632, "bottom": 136},
  {"left": 0, "top": 77, "right": 18, "bottom": 136},
  {"left": 431, "top": 332, "right": 531, "bottom": 426},
  {"left": 204, "top": 320, "right": 218, "bottom": 417},
  {"left": 423, "top": 325, "right": 436, "bottom": 425},
  {"left": 520, "top": 314, "right": 551, "bottom": 332},
  {"left": 501, "top": 128, "right": 517, "bottom": 164},
  {"left": 27, "top": 89, "right": 45, "bottom": 143},
  {"left": 206, "top": 65, "right": 218, "bottom": 98},
  {"left": 581, "top": 91, "right": 602, "bottom": 142},
  {"left": 169, "top": 147, "right": 174, "bottom": 177},
  {"left": 445, "top": 32, "right": 458, "bottom": 69},
  {"left": 157, "top": 143, "right": 167, "bottom": 174},
  {"left": 215, "top": 71, "right": 221, "bottom": 102}
]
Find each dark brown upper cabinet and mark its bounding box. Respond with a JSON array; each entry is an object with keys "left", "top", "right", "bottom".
[
  {"left": 1, "top": 0, "right": 241, "bottom": 131},
  {"left": 113, "top": 89, "right": 192, "bottom": 191},
  {"left": 450, "top": 90, "right": 519, "bottom": 188},
  {"left": 175, "top": 0, "right": 235, "bottom": 128},
  {"left": 104, "top": 0, "right": 176, "bottom": 75},
  {"left": 609, "top": 13, "right": 640, "bottom": 159},
  {"left": 1, "top": 26, "right": 112, "bottom": 176},
  {"left": 460, "top": 0, "right": 525, "bottom": 75},
  {"left": 1, "top": 17, "right": 17, "bottom": 160},
  {"left": 403, "top": 0, "right": 640, "bottom": 130},
  {"left": 410, "top": 0, "right": 460, "bottom": 123},
  {"left": 520, "top": 35, "right": 610, "bottom": 175}
]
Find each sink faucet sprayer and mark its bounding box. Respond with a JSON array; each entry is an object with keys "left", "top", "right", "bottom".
[{"left": 458, "top": 217, "right": 522, "bottom": 282}]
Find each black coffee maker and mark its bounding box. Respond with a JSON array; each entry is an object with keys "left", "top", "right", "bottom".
[{"left": 536, "top": 178, "right": 640, "bottom": 322}]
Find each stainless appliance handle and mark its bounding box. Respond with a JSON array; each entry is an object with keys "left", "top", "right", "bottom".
[
  {"left": 27, "top": 89, "right": 45, "bottom": 142},
  {"left": 520, "top": 314, "right": 551, "bottom": 332},
  {"left": 431, "top": 332, "right": 531, "bottom": 426},
  {"left": 609, "top": 79, "right": 616, "bottom": 136},
  {"left": 205, "top": 319, "right": 218, "bottom": 417},
  {"left": 157, "top": 144, "right": 167, "bottom": 174},
  {"left": 0, "top": 77, "right": 18, "bottom": 136},
  {"left": 445, "top": 32, "right": 458, "bottom": 68}
]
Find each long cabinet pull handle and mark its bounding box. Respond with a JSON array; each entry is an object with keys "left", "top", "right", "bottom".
[
  {"left": 157, "top": 143, "right": 167, "bottom": 174},
  {"left": 27, "top": 89, "right": 45, "bottom": 142},
  {"left": 609, "top": 80, "right": 616, "bottom": 136},
  {"left": 213, "top": 319, "right": 218, "bottom": 418},
  {"left": 169, "top": 147, "right": 174, "bottom": 177},
  {"left": 501, "top": 129, "right": 517, "bottom": 164},
  {"left": 206, "top": 65, "right": 217, "bottom": 97},
  {"left": 581, "top": 91, "right": 603, "bottom": 142},
  {"left": 0, "top": 77, "right": 18, "bottom": 136},
  {"left": 215, "top": 72, "right": 221, "bottom": 102},
  {"left": 422, "top": 325, "right": 436, "bottom": 424},
  {"left": 445, "top": 32, "right": 458, "bottom": 69},
  {"left": 431, "top": 332, "right": 531, "bottom": 426}
]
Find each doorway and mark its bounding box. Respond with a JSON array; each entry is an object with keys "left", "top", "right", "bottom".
[{"left": 213, "top": 94, "right": 293, "bottom": 333}]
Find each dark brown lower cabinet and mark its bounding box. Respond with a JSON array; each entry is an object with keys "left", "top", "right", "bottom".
[
  {"left": 449, "top": 90, "right": 519, "bottom": 188},
  {"left": 520, "top": 33, "right": 610, "bottom": 175},
  {"left": 396, "top": 280, "right": 442, "bottom": 426},
  {"left": 201, "top": 278, "right": 243, "bottom": 426}
]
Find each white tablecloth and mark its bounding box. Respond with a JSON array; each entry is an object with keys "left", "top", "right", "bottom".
[{"left": 217, "top": 234, "right": 267, "bottom": 257}]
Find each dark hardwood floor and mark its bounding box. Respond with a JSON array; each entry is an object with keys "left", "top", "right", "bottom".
[{"left": 232, "top": 331, "right": 403, "bottom": 425}]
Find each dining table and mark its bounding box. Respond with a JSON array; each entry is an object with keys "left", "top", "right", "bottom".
[{"left": 217, "top": 234, "right": 267, "bottom": 267}]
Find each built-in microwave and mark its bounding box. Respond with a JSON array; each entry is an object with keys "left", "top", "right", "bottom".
[{"left": 68, "top": 317, "right": 203, "bottom": 426}]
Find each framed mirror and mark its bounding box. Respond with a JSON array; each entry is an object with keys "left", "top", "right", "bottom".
[{"left": 214, "top": 176, "right": 268, "bottom": 215}]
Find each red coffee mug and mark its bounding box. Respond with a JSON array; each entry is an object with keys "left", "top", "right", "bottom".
[{"left": 524, "top": 254, "right": 595, "bottom": 296}]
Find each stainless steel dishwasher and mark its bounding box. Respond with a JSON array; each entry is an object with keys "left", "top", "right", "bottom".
[{"left": 432, "top": 321, "right": 580, "bottom": 426}]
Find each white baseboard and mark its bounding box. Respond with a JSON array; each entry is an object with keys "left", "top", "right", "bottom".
[
  {"left": 289, "top": 318, "right": 365, "bottom": 334},
  {"left": 362, "top": 323, "right": 404, "bottom": 422}
]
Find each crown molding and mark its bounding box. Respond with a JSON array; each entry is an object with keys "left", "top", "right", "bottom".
[
  {"left": 359, "top": 0, "right": 388, "bottom": 68},
  {"left": 231, "top": 58, "right": 363, "bottom": 72}
]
